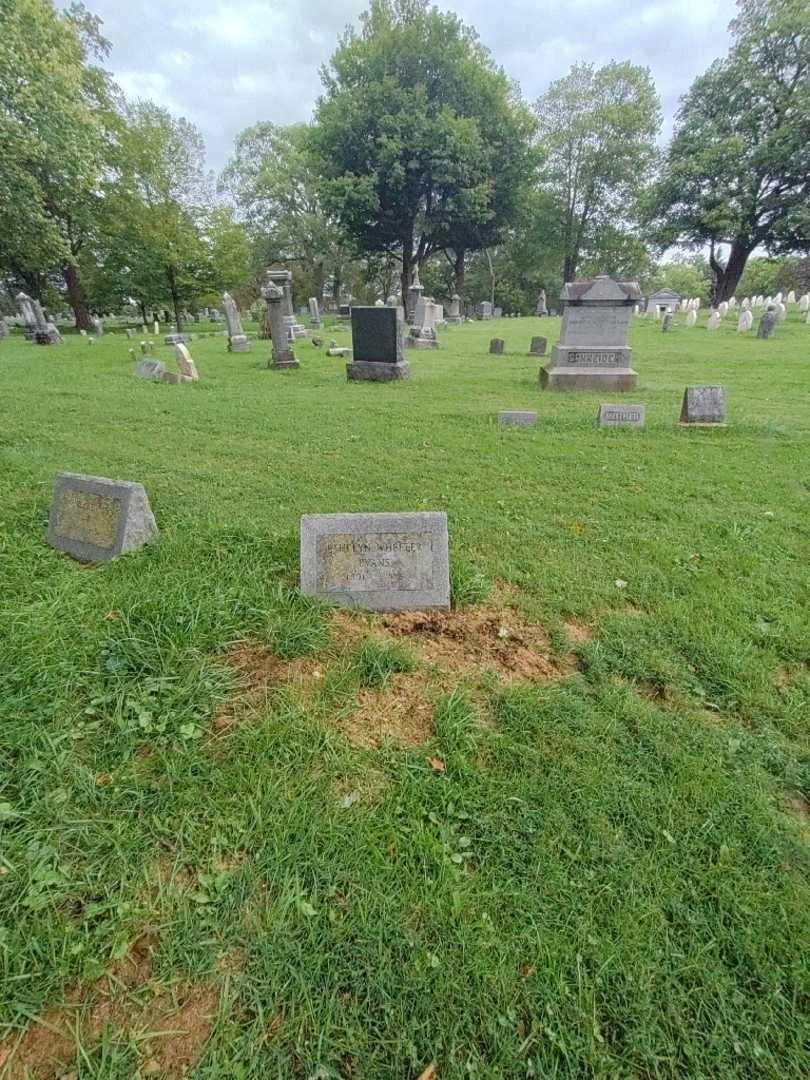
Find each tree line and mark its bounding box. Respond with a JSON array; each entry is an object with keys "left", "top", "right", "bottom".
[{"left": 1, "top": 0, "right": 807, "bottom": 329}]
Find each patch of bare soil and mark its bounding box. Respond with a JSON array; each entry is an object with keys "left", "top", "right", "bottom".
[
  {"left": 213, "top": 642, "right": 325, "bottom": 731},
  {"left": 341, "top": 672, "right": 437, "bottom": 748},
  {"left": 380, "top": 606, "right": 568, "bottom": 682},
  {"left": 781, "top": 791, "right": 810, "bottom": 840},
  {"left": 563, "top": 618, "right": 594, "bottom": 646},
  {"left": 0, "top": 934, "right": 222, "bottom": 1080}
]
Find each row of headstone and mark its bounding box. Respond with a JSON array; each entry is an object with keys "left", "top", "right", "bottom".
[
  {"left": 499, "top": 389, "right": 724, "bottom": 429},
  {"left": 489, "top": 337, "right": 548, "bottom": 356},
  {"left": 46, "top": 473, "right": 451, "bottom": 614}
]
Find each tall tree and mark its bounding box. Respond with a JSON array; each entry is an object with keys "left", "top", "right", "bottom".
[
  {"left": 220, "top": 122, "right": 348, "bottom": 303},
  {"left": 647, "top": 0, "right": 810, "bottom": 302},
  {"left": 534, "top": 61, "right": 660, "bottom": 283},
  {"left": 310, "top": 0, "right": 534, "bottom": 300},
  {"left": 0, "top": 0, "right": 118, "bottom": 327},
  {"left": 115, "top": 102, "right": 213, "bottom": 329}
]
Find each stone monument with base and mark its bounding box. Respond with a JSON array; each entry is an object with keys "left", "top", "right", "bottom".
[
  {"left": 347, "top": 306, "right": 410, "bottom": 382},
  {"left": 222, "top": 292, "right": 250, "bottom": 352},
  {"left": 539, "top": 275, "right": 640, "bottom": 392}
]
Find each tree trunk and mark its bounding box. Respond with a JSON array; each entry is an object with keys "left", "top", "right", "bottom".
[
  {"left": 710, "top": 240, "right": 752, "bottom": 304},
  {"left": 485, "top": 249, "right": 495, "bottom": 308},
  {"left": 63, "top": 263, "right": 93, "bottom": 331},
  {"left": 139, "top": 301, "right": 147, "bottom": 325},
  {"left": 314, "top": 261, "right": 325, "bottom": 306},
  {"left": 167, "top": 264, "right": 182, "bottom": 330},
  {"left": 454, "top": 249, "right": 466, "bottom": 296},
  {"left": 563, "top": 252, "right": 577, "bottom": 285},
  {"left": 332, "top": 268, "right": 342, "bottom": 310},
  {"left": 401, "top": 230, "right": 414, "bottom": 305}
]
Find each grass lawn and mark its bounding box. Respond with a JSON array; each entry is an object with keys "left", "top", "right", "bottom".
[{"left": 1, "top": 311, "right": 809, "bottom": 1078}]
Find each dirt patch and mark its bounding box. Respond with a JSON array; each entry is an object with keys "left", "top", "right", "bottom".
[
  {"left": 781, "top": 791, "right": 810, "bottom": 840},
  {"left": 563, "top": 618, "right": 594, "bottom": 646},
  {"left": 0, "top": 935, "right": 222, "bottom": 1080},
  {"left": 380, "top": 606, "right": 568, "bottom": 682},
  {"left": 213, "top": 642, "right": 325, "bottom": 731},
  {"left": 340, "top": 672, "right": 436, "bottom": 748},
  {"left": 333, "top": 765, "right": 391, "bottom": 806}
]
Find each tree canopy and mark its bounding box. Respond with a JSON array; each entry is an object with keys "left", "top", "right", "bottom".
[
  {"left": 646, "top": 0, "right": 810, "bottom": 302},
  {"left": 310, "top": 0, "right": 535, "bottom": 299}
]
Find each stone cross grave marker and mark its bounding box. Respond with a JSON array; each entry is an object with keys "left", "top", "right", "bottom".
[
  {"left": 679, "top": 386, "right": 726, "bottom": 426},
  {"left": 598, "top": 403, "right": 646, "bottom": 428},
  {"left": 347, "top": 306, "right": 410, "bottom": 382},
  {"left": 300, "top": 511, "right": 450, "bottom": 611},
  {"left": 47, "top": 472, "right": 158, "bottom": 563}
]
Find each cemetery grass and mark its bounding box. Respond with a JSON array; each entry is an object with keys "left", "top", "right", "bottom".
[{"left": 1, "top": 314, "right": 809, "bottom": 1079}]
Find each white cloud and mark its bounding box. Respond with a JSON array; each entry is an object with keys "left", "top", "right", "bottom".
[{"left": 91, "top": 0, "right": 738, "bottom": 171}]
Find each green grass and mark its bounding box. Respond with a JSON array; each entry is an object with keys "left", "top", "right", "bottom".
[{"left": 1, "top": 311, "right": 809, "bottom": 1078}]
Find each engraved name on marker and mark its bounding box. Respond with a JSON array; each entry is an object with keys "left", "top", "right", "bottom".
[
  {"left": 55, "top": 490, "right": 122, "bottom": 548},
  {"left": 300, "top": 512, "right": 450, "bottom": 611}
]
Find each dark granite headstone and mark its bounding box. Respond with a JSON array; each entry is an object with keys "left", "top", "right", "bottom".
[
  {"left": 347, "top": 306, "right": 409, "bottom": 381},
  {"left": 489, "top": 338, "right": 505, "bottom": 355},
  {"left": 529, "top": 336, "right": 547, "bottom": 355}
]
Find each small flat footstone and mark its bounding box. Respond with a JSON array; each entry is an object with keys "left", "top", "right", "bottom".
[
  {"left": 300, "top": 511, "right": 449, "bottom": 611},
  {"left": 598, "top": 403, "right": 645, "bottom": 427},
  {"left": 498, "top": 411, "right": 537, "bottom": 427}
]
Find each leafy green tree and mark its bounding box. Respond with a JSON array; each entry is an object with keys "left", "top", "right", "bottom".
[
  {"left": 647, "top": 0, "right": 810, "bottom": 302},
  {"left": 114, "top": 102, "right": 213, "bottom": 329},
  {"left": 0, "top": 0, "right": 118, "bottom": 327},
  {"left": 736, "top": 256, "right": 802, "bottom": 299},
  {"left": 311, "top": 0, "right": 535, "bottom": 300},
  {"left": 534, "top": 61, "right": 661, "bottom": 284},
  {"left": 220, "top": 122, "right": 349, "bottom": 303}
]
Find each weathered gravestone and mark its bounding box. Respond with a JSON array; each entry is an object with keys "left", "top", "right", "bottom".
[
  {"left": 598, "top": 403, "right": 646, "bottom": 428},
  {"left": 476, "top": 301, "right": 493, "bottom": 320},
  {"left": 308, "top": 297, "right": 321, "bottom": 329},
  {"left": 262, "top": 278, "right": 299, "bottom": 369},
  {"left": 300, "top": 511, "right": 449, "bottom": 611},
  {"left": 498, "top": 411, "right": 537, "bottom": 427},
  {"left": 446, "top": 294, "right": 463, "bottom": 324},
  {"left": 174, "top": 342, "right": 199, "bottom": 381},
  {"left": 222, "top": 291, "right": 250, "bottom": 352},
  {"left": 529, "top": 336, "right": 547, "bottom": 356},
  {"left": 686, "top": 310, "right": 697, "bottom": 328},
  {"left": 0, "top": 319, "right": 8, "bottom": 340},
  {"left": 707, "top": 311, "right": 721, "bottom": 330},
  {"left": 679, "top": 386, "right": 726, "bottom": 426},
  {"left": 540, "top": 276, "right": 640, "bottom": 392},
  {"left": 347, "top": 306, "right": 410, "bottom": 382},
  {"left": 136, "top": 358, "right": 167, "bottom": 381},
  {"left": 662, "top": 313, "right": 674, "bottom": 332},
  {"left": 164, "top": 333, "right": 189, "bottom": 345},
  {"left": 489, "top": 338, "right": 505, "bottom": 355},
  {"left": 757, "top": 309, "right": 778, "bottom": 339},
  {"left": 737, "top": 310, "right": 754, "bottom": 332},
  {"left": 535, "top": 289, "right": 548, "bottom": 316},
  {"left": 47, "top": 472, "right": 158, "bottom": 563}
]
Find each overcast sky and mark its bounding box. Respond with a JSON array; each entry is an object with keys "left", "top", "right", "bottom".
[{"left": 92, "top": 0, "right": 738, "bottom": 172}]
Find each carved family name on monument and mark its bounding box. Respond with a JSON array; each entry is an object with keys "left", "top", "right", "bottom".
[
  {"left": 598, "top": 403, "right": 646, "bottom": 427},
  {"left": 300, "top": 512, "right": 449, "bottom": 611},
  {"left": 47, "top": 472, "right": 158, "bottom": 563}
]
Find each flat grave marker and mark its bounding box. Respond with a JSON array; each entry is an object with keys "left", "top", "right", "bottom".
[
  {"left": 598, "top": 403, "right": 646, "bottom": 428},
  {"left": 498, "top": 411, "right": 537, "bottom": 427}
]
